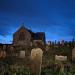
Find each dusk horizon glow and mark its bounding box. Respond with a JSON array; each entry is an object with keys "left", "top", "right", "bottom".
[{"left": 0, "top": 0, "right": 75, "bottom": 43}]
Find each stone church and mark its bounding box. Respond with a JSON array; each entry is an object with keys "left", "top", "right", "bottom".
[
  {"left": 0, "top": 25, "right": 46, "bottom": 64},
  {"left": 13, "top": 25, "right": 46, "bottom": 49},
  {"left": 0, "top": 25, "right": 75, "bottom": 64},
  {"left": 0, "top": 25, "right": 46, "bottom": 53}
]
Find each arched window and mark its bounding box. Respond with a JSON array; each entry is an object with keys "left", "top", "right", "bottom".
[{"left": 19, "top": 32, "right": 25, "bottom": 40}]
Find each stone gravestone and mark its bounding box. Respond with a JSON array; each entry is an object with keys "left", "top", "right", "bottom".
[
  {"left": 31, "top": 48, "right": 43, "bottom": 75},
  {"left": 55, "top": 55, "right": 67, "bottom": 61},
  {"left": 19, "top": 51, "right": 25, "bottom": 58}
]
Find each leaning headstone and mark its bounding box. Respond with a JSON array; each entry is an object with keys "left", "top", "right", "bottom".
[{"left": 31, "top": 48, "right": 43, "bottom": 75}]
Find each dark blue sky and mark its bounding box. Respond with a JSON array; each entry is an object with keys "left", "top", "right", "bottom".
[{"left": 0, "top": 0, "right": 75, "bottom": 43}]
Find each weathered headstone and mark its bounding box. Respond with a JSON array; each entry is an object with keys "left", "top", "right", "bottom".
[
  {"left": 31, "top": 48, "right": 43, "bottom": 75},
  {"left": 55, "top": 55, "right": 67, "bottom": 61},
  {"left": 19, "top": 51, "right": 25, "bottom": 58}
]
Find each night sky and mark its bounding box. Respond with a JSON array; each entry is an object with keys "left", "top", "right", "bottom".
[{"left": 0, "top": 0, "right": 75, "bottom": 44}]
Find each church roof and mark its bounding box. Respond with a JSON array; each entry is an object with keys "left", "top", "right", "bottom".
[
  {"left": 13, "top": 25, "right": 34, "bottom": 36},
  {"left": 13, "top": 24, "right": 45, "bottom": 43}
]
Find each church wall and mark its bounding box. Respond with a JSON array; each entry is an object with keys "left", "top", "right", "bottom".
[{"left": 13, "top": 27, "right": 31, "bottom": 47}]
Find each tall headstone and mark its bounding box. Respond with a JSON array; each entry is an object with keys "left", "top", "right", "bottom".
[{"left": 31, "top": 48, "right": 43, "bottom": 75}]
